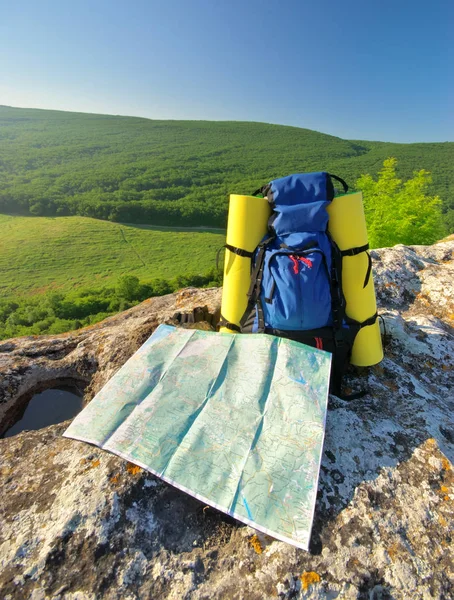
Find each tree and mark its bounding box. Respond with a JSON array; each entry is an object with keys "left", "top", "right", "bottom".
[
  {"left": 115, "top": 275, "right": 141, "bottom": 301},
  {"left": 356, "top": 158, "right": 446, "bottom": 248}
]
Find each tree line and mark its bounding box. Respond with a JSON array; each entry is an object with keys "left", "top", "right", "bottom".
[{"left": 0, "top": 270, "right": 222, "bottom": 340}]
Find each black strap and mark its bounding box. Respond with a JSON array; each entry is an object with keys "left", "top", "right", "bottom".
[
  {"left": 218, "top": 315, "right": 241, "bottom": 333},
  {"left": 359, "top": 312, "right": 378, "bottom": 328},
  {"left": 340, "top": 244, "right": 372, "bottom": 289},
  {"left": 225, "top": 244, "right": 254, "bottom": 258},
  {"left": 363, "top": 252, "right": 372, "bottom": 289},
  {"left": 328, "top": 173, "right": 349, "bottom": 193},
  {"left": 216, "top": 244, "right": 255, "bottom": 273},
  {"left": 255, "top": 297, "right": 266, "bottom": 332},
  {"left": 327, "top": 233, "right": 347, "bottom": 348},
  {"left": 239, "top": 236, "right": 275, "bottom": 332},
  {"left": 241, "top": 245, "right": 268, "bottom": 332},
  {"left": 378, "top": 314, "right": 391, "bottom": 353},
  {"left": 340, "top": 243, "right": 369, "bottom": 257},
  {"left": 252, "top": 187, "right": 265, "bottom": 197}
]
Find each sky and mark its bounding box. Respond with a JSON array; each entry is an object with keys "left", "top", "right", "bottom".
[{"left": 0, "top": 0, "right": 452, "bottom": 143}]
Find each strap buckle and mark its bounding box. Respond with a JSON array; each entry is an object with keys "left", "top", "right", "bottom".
[{"left": 334, "top": 329, "right": 344, "bottom": 347}]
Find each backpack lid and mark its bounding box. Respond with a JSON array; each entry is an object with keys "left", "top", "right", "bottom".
[{"left": 267, "top": 172, "right": 335, "bottom": 236}]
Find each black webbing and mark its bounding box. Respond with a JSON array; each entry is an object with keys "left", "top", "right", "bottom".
[
  {"left": 218, "top": 315, "right": 241, "bottom": 332},
  {"left": 328, "top": 173, "right": 349, "bottom": 193},
  {"left": 378, "top": 314, "right": 389, "bottom": 351},
  {"left": 327, "top": 234, "right": 347, "bottom": 348},
  {"left": 240, "top": 245, "right": 267, "bottom": 332},
  {"left": 340, "top": 243, "right": 369, "bottom": 257},
  {"left": 363, "top": 252, "right": 372, "bottom": 289},
  {"left": 340, "top": 244, "right": 372, "bottom": 289},
  {"left": 359, "top": 311, "right": 378, "bottom": 329},
  {"left": 216, "top": 244, "right": 255, "bottom": 274},
  {"left": 239, "top": 236, "right": 275, "bottom": 332},
  {"left": 345, "top": 311, "right": 378, "bottom": 330},
  {"left": 225, "top": 244, "right": 254, "bottom": 258},
  {"left": 256, "top": 297, "right": 266, "bottom": 333}
]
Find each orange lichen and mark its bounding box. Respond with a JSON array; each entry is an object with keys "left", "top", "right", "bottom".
[
  {"left": 441, "top": 458, "right": 452, "bottom": 471},
  {"left": 126, "top": 462, "right": 142, "bottom": 475},
  {"left": 249, "top": 534, "right": 263, "bottom": 554},
  {"left": 416, "top": 293, "right": 431, "bottom": 306},
  {"left": 110, "top": 474, "right": 120, "bottom": 484},
  {"left": 440, "top": 485, "right": 449, "bottom": 494},
  {"left": 387, "top": 542, "right": 402, "bottom": 562},
  {"left": 80, "top": 457, "right": 100, "bottom": 470},
  {"left": 300, "top": 572, "right": 321, "bottom": 590}
]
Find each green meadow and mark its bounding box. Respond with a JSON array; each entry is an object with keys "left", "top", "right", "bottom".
[{"left": 0, "top": 214, "right": 224, "bottom": 298}]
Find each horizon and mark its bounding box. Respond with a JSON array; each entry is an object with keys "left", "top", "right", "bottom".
[
  {"left": 1, "top": 0, "right": 452, "bottom": 144},
  {"left": 2, "top": 104, "right": 453, "bottom": 146}
]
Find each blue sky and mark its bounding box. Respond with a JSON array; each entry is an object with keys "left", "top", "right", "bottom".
[{"left": 1, "top": 0, "right": 452, "bottom": 142}]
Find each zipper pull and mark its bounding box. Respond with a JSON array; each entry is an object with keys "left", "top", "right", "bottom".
[
  {"left": 289, "top": 255, "right": 299, "bottom": 274},
  {"left": 299, "top": 256, "right": 313, "bottom": 269}
]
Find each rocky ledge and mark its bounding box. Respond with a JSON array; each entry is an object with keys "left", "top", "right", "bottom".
[{"left": 0, "top": 241, "right": 453, "bottom": 600}]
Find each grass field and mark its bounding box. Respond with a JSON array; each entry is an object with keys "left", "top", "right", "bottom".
[{"left": 0, "top": 214, "right": 225, "bottom": 298}]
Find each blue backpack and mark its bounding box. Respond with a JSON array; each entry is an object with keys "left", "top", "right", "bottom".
[{"left": 231, "top": 172, "right": 375, "bottom": 396}]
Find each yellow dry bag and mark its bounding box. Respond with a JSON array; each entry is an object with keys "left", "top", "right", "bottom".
[
  {"left": 327, "top": 191, "right": 383, "bottom": 366},
  {"left": 219, "top": 194, "right": 270, "bottom": 333}
]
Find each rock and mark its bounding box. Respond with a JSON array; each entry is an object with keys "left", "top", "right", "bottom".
[
  {"left": 0, "top": 242, "right": 453, "bottom": 599},
  {"left": 0, "top": 288, "right": 222, "bottom": 436}
]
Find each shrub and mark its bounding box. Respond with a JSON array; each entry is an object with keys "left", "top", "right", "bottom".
[{"left": 356, "top": 158, "right": 446, "bottom": 248}]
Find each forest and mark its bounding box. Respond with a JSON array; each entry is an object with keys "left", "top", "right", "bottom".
[
  {"left": 0, "top": 105, "right": 452, "bottom": 340},
  {"left": 1, "top": 106, "right": 453, "bottom": 231}
]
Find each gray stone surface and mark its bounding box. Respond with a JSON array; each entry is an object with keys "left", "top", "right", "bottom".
[{"left": 0, "top": 242, "right": 453, "bottom": 599}]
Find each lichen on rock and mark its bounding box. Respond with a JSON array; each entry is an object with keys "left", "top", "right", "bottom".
[{"left": 0, "top": 242, "right": 453, "bottom": 599}]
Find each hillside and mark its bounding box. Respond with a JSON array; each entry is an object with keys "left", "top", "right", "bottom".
[
  {"left": 1, "top": 106, "right": 453, "bottom": 229},
  {"left": 0, "top": 214, "right": 224, "bottom": 298}
]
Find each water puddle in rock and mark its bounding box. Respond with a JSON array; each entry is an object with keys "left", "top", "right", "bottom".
[{"left": 3, "top": 386, "right": 83, "bottom": 438}]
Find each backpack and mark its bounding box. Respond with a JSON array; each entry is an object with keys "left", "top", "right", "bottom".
[{"left": 231, "top": 171, "right": 373, "bottom": 396}]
